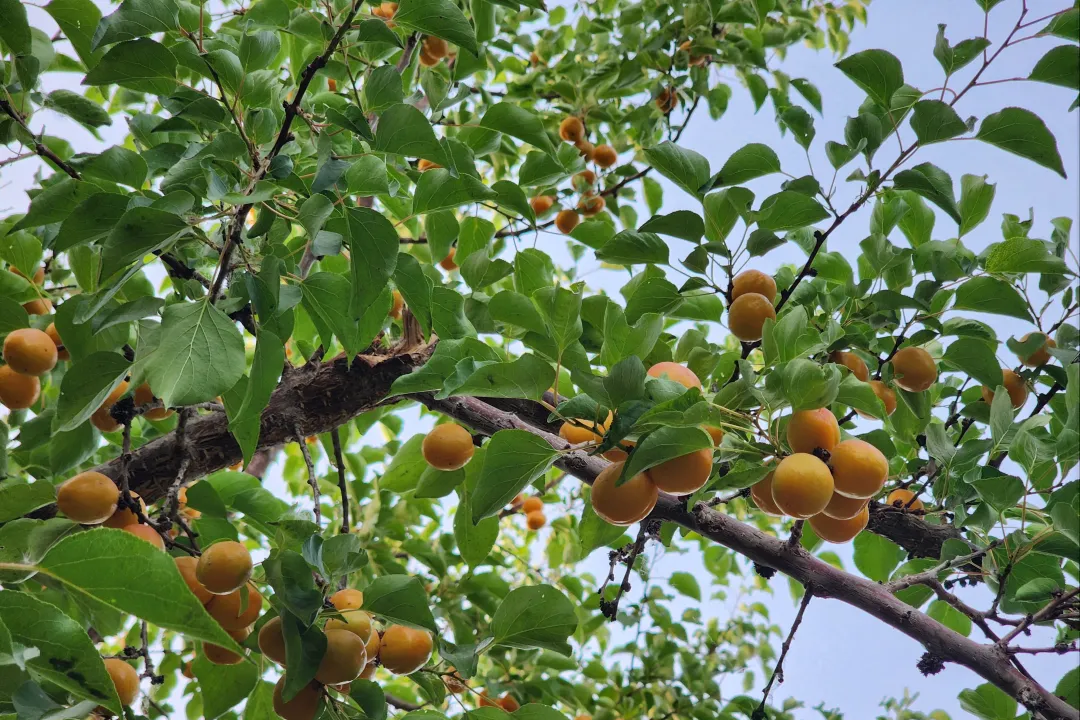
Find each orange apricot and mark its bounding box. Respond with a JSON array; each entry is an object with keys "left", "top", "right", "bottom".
[
  {"left": 530, "top": 195, "right": 555, "bottom": 215},
  {"left": 785, "top": 408, "right": 840, "bottom": 454},
  {"left": 590, "top": 461, "right": 658, "bottom": 526},
  {"left": 56, "top": 471, "right": 119, "bottom": 524},
  {"left": 703, "top": 425, "right": 724, "bottom": 445},
  {"left": 592, "top": 144, "right": 617, "bottom": 168},
  {"left": 23, "top": 297, "right": 52, "bottom": 315},
  {"left": 389, "top": 290, "right": 404, "bottom": 320},
  {"left": 646, "top": 448, "right": 713, "bottom": 496},
  {"left": 526, "top": 511, "right": 547, "bottom": 530},
  {"left": 104, "top": 492, "right": 145, "bottom": 529},
  {"left": 574, "top": 139, "right": 594, "bottom": 160},
  {"left": 885, "top": 488, "right": 924, "bottom": 513},
  {"left": 104, "top": 659, "right": 140, "bottom": 706},
  {"left": 555, "top": 209, "right": 580, "bottom": 234},
  {"left": 559, "top": 116, "right": 585, "bottom": 143},
  {"left": 444, "top": 668, "right": 466, "bottom": 693},
  {"left": 573, "top": 169, "right": 596, "bottom": 188},
  {"left": 647, "top": 361, "right": 702, "bottom": 389},
  {"left": 829, "top": 439, "right": 888, "bottom": 499},
  {"left": 655, "top": 87, "right": 678, "bottom": 113},
  {"left": 750, "top": 472, "right": 783, "bottom": 516},
  {"left": 0, "top": 364, "right": 40, "bottom": 409},
  {"left": 315, "top": 629, "right": 368, "bottom": 684},
  {"left": 325, "top": 607, "right": 373, "bottom": 644},
  {"left": 727, "top": 292, "right": 776, "bottom": 342},
  {"left": 197, "top": 540, "right": 254, "bottom": 594},
  {"left": 1017, "top": 332, "right": 1056, "bottom": 367},
  {"left": 418, "top": 158, "right": 442, "bottom": 171},
  {"left": 11, "top": 265, "right": 45, "bottom": 285},
  {"left": 175, "top": 556, "right": 214, "bottom": 604},
  {"left": 91, "top": 380, "right": 129, "bottom": 433},
  {"left": 379, "top": 625, "right": 433, "bottom": 675},
  {"left": 123, "top": 523, "right": 164, "bottom": 550},
  {"left": 830, "top": 351, "right": 869, "bottom": 382},
  {"left": 3, "top": 327, "right": 58, "bottom": 376},
  {"left": 360, "top": 661, "right": 377, "bottom": 679},
  {"left": 602, "top": 439, "right": 635, "bottom": 462},
  {"left": 422, "top": 423, "right": 475, "bottom": 471},
  {"left": 822, "top": 492, "right": 868, "bottom": 521},
  {"left": 258, "top": 616, "right": 288, "bottom": 664},
  {"left": 522, "top": 497, "right": 544, "bottom": 514},
  {"left": 205, "top": 627, "right": 249, "bottom": 665},
  {"left": 809, "top": 504, "right": 868, "bottom": 543},
  {"left": 330, "top": 589, "right": 364, "bottom": 609},
  {"left": 559, "top": 416, "right": 607, "bottom": 445},
  {"left": 135, "top": 382, "right": 174, "bottom": 420},
  {"left": 439, "top": 247, "right": 458, "bottom": 271},
  {"left": 856, "top": 380, "right": 897, "bottom": 419},
  {"left": 206, "top": 584, "right": 263, "bottom": 631},
  {"left": 500, "top": 696, "right": 521, "bottom": 712},
  {"left": 891, "top": 346, "right": 937, "bottom": 392},
  {"left": 578, "top": 193, "right": 605, "bottom": 217},
  {"left": 364, "top": 624, "right": 381, "bottom": 659},
  {"left": 45, "top": 323, "right": 69, "bottom": 361},
  {"left": 731, "top": 270, "right": 777, "bottom": 302},
  {"left": 273, "top": 678, "right": 322, "bottom": 720},
  {"left": 981, "top": 368, "right": 1028, "bottom": 409},
  {"left": 422, "top": 36, "right": 447, "bottom": 59},
  {"left": 770, "top": 453, "right": 834, "bottom": 518}
]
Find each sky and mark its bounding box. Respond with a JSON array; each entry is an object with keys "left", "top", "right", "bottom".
[{"left": 4, "top": 0, "right": 1079, "bottom": 718}]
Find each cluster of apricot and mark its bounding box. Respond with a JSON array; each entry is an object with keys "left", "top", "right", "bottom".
[
  {"left": 979, "top": 332, "right": 1056, "bottom": 410},
  {"left": 727, "top": 269, "right": 778, "bottom": 342},
  {"left": 531, "top": 116, "right": 618, "bottom": 235},
  {"left": 510, "top": 494, "right": 547, "bottom": 530},
  {"left": 370, "top": 1, "right": 397, "bottom": 25},
  {"left": 418, "top": 35, "right": 450, "bottom": 67}
]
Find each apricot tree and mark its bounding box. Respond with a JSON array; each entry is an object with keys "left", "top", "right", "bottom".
[{"left": 0, "top": 0, "right": 1078, "bottom": 719}]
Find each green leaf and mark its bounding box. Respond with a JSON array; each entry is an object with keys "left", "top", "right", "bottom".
[
  {"left": 595, "top": 230, "right": 669, "bottom": 265},
  {"left": 301, "top": 272, "right": 359, "bottom": 357},
  {"left": 345, "top": 155, "right": 390, "bottom": 196},
  {"left": 348, "top": 680, "right": 388, "bottom": 720},
  {"left": 227, "top": 330, "right": 284, "bottom": 463},
  {"left": 781, "top": 359, "right": 841, "bottom": 411},
  {"left": 100, "top": 207, "right": 188, "bottom": 279},
  {"left": 42, "top": 90, "right": 112, "bottom": 129},
  {"left": 362, "top": 66, "right": 405, "bottom": 113},
  {"left": 755, "top": 191, "right": 829, "bottom": 231},
  {"left": 362, "top": 575, "right": 437, "bottom": 631},
  {"left": 971, "top": 472, "right": 1024, "bottom": 513},
  {"left": 927, "top": 599, "right": 971, "bottom": 637},
  {"left": 909, "top": 100, "right": 968, "bottom": 145},
  {"left": 12, "top": 177, "right": 104, "bottom": 231},
  {"left": 532, "top": 286, "right": 583, "bottom": 356},
  {"left": 37, "top": 529, "right": 240, "bottom": 650},
  {"left": 835, "top": 373, "right": 886, "bottom": 419},
  {"left": 471, "top": 430, "right": 559, "bottom": 522},
  {"left": 92, "top": 0, "right": 179, "bottom": 49},
  {"left": 492, "top": 584, "right": 578, "bottom": 656},
  {"left": 834, "top": 49, "right": 905, "bottom": 108},
  {"left": 953, "top": 276, "right": 1032, "bottom": 321},
  {"left": 1029, "top": 44, "right": 1079, "bottom": 90},
  {"left": 340, "top": 207, "right": 399, "bottom": 317},
  {"left": 1056, "top": 666, "right": 1080, "bottom": 711},
  {"left": 373, "top": 104, "right": 448, "bottom": 166},
  {"left": 412, "top": 169, "right": 497, "bottom": 214},
  {"left": 669, "top": 571, "right": 702, "bottom": 601},
  {"left": 479, "top": 103, "right": 556, "bottom": 155},
  {"left": 958, "top": 174, "right": 995, "bottom": 237},
  {"left": 942, "top": 338, "right": 1002, "bottom": 388},
  {"left": 489, "top": 291, "right": 547, "bottom": 335},
  {"left": 447, "top": 355, "right": 555, "bottom": 401},
  {"left": 715, "top": 143, "right": 781, "bottom": 186},
  {"left": 985, "top": 238, "right": 1071, "bottom": 274},
  {"left": 622, "top": 426, "right": 712, "bottom": 482},
  {"left": 455, "top": 490, "right": 498, "bottom": 567},
  {"left": 0, "top": 592, "right": 121, "bottom": 714},
  {"left": 577, "top": 492, "right": 626, "bottom": 559},
  {"left": 933, "top": 25, "right": 990, "bottom": 75},
  {"left": 638, "top": 211, "right": 705, "bottom": 243},
  {"left": 143, "top": 299, "right": 246, "bottom": 406},
  {"left": 893, "top": 162, "right": 960, "bottom": 223},
  {"left": 193, "top": 652, "right": 258, "bottom": 720},
  {"left": 0, "top": 481, "right": 57, "bottom": 522},
  {"left": 82, "top": 38, "right": 177, "bottom": 94},
  {"left": 643, "top": 141, "right": 710, "bottom": 199},
  {"left": 381, "top": 434, "right": 428, "bottom": 492},
  {"left": 958, "top": 684, "right": 1017, "bottom": 720},
  {"left": 263, "top": 551, "right": 322, "bottom": 626},
  {"left": 52, "top": 351, "right": 130, "bottom": 432},
  {"left": 852, "top": 532, "right": 904, "bottom": 582},
  {"left": 0, "top": 0, "right": 32, "bottom": 55},
  {"left": 45, "top": 0, "right": 103, "bottom": 67},
  {"left": 393, "top": 0, "right": 477, "bottom": 54},
  {"left": 976, "top": 107, "right": 1066, "bottom": 178}
]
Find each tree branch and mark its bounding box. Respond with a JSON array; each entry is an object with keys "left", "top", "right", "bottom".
[{"left": 0, "top": 98, "right": 82, "bottom": 179}]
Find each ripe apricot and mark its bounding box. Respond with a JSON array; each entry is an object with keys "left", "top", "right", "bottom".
[
  {"left": 11, "top": 265, "right": 45, "bottom": 285},
  {"left": 559, "top": 116, "right": 585, "bottom": 143},
  {"left": 555, "top": 209, "right": 580, "bottom": 234},
  {"left": 578, "top": 193, "right": 605, "bottom": 217},
  {"left": 559, "top": 416, "right": 606, "bottom": 445},
  {"left": 3, "top": 327, "right": 58, "bottom": 376},
  {"left": 182, "top": 660, "right": 194, "bottom": 679},
  {"left": 175, "top": 556, "right": 214, "bottom": 604},
  {"left": 603, "top": 439, "right": 635, "bottom": 462},
  {"left": 809, "top": 504, "right": 868, "bottom": 543},
  {"left": 530, "top": 195, "right": 555, "bottom": 215},
  {"left": 829, "top": 439, "right": 888, "bottom": 499},
  {"left": 522, "top": 497, "right": 543, "bottom": 514},
  {"left": 419, "top": 48, "right": 440, "bottom": 66},
  {"left": 731, "top": 269, "right": 776, "bottom": 302},
  {"left": 647, "top": 448, "right": 712, "bottom": 496},
  {"left": 258, "top": 616, "right": 288, "bottom": 664},
  {"left": 57, "top": 471, "right": 119, "bottom": 524},
  {"left": 379, "top": 625, "right": 433, "bottom": 675},
  {"left": 500, "top": 696, "right": 521, "bottom": 712},
  {"left": 325, "top": 608, "right": 373, "bottom": 644},
  {"left": 364, "top": 625, "right": 381, "bottom": 659},
  {"left": 134, "top": 382, "right": 174, "bottom": 421},
  {"left": 45, "top": 323, "right": 69, "bottom": 361},
  {"left": 315, "top": 629, "right": 368, "bottom": 684},
  {"left": 388, "top": 290, "right": 404, "bottom": 320},
  {"left": 418, "top": 158, "right": 441, "bottom": 171},
  {"left": 770, "top": 453, "right": 834, "bottom": 518},
  {"left": 360, "top": 661, "right": 377, "bottom": 679},
  {"left": 197, "top": 540, "right": 253, "bottom": 594},
  {"left": 885, "top": 488, "right": 924, "bottom": 513},
  {"left": 856, "top": 380, "right": 897, "bottom": 419},
  {"left": 703, "top": 425, "right": 724, "bottom": 445},
  {"left": 727, "top": 292, "right": 776, "bottom": 342},
  {"left": 750, "top": 472, "right": 783, "bottom": 516},
  {"left": 330, "top": 588, "right": 364, "bottom": 609},
  {"left": 526, "top": 511, "right": 546, "bottom": 530},
  {"left": 655, "top": 87, "right": 678, "bottom": 113},
  {"left": 91, "top": 380, "right": 129, "bottom": 433},
  {"left": 574, "top": 140, "right": 594, "bottom": 160},
  {"left": 1017, "top": 332, "right": 1056, "bottom": 367},
  {"left": 327, "top": 78, "right": 338, "bottom": 92},
  {"left": 590, "top": 461, "right": 658, "bottom": 526},
  {"left": 647, "top": 361, "right": 701, "bottom": 389},
  {"left": 479, "top": 693, "right": 499, "bottom": 708},
  {"left": 422, "top": 36, "right": 447, "bottom": 59},
  {"left": 273, "top": 678, "right": 322, "bottom": 720},
  {"left": 123, "top": 523, "right": 164, "bottom": 550},
  {"left": 830, "top": 351, "right": 869, "bottom": 382},
  {"left": 592, "top": 144, "right": 617, "bottom": 168},
  {"left": 891, "top": 346, "right": 937, "bottom": 392},
  {"left": 104, "top": 492, "right": 145, "bottom": 529},
  {"left": 206, "top": 584, "right": 263, "bottom": 631},
  {"left": 422, "top": 423, "right": 475, "bottom": 471},
  {"left": 981, "top": 368, "right": 1028, "bottom": 409},
  {"left": 822, "top": 492, "right": 868, "bottom": 521},
  {"left": 0, "top": 364, "right": 40, "bottom": 409},
  {"left": 573, "top": 169, "right": 596, "bottom": 188},
  {"left": 679, "top": 40, "right": 708, "bottom": 66},
  {"left": 439, "top": 247, "right": 458, "bottom": 271},
  {"left": 104, "top": 658, "right": 139, "bottom": 706},
  {"left": 23, "top": 297, "right": 52, "bottom": 315},
  {"left": 205, "top": 627, "right": 249, "bottom": 665},
  {"left": 786, "top": 408, "right": 840, "bottom": 454}
]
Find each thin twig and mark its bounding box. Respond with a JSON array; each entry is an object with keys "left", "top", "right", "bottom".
[
  {"left": 298, "top": 428, "right": 321, "bottom": 526},
  {"left": 331, "top": 428, "right": 350, "bottom": 534},
  {"left": 753, "top": 587, "right": 814, "bottom": 719}
]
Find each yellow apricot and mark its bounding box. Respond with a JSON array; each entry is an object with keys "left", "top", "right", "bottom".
[
  {"left": 325, "top": 608, "right": 373, "bottom": 644},
  {"left": 23, "top": 297, "right": 52, "bottom": 315},
  {"left": 526, "top": 511, "right": 547, "bottom": 530},
  {"left": 364, "top": 624, "right": 381, "bottom": 659},
  {"left": 197, "top": 540, "right": 253, "bottom": 594},
  {"left": 573, "top": 169, "right": 596, "bottom": 188},
  {"left": 379, "top": 625, "right": 433, "bottom": 675},
  {"left": 388, "top": 290, "right": 404, "bottom": 320},
  {"left": 0, "top": 364, "right": 40, "bottom": 409},
  {"left": 602, "top": 439, "right": 635, "bottom": 462},
  {"left": 647, "top": 361, "right": 702, "bottom": 389},
  {"left": 559, "top": 116, "right": 585, "bottom": 143},
  {"left": 104, "top": 658, "right": 140, "bottom": 706},
  {"left": 530, "top": 195, "right": 555, "bottom": 215},
  {"left": 856, "top": 380, "right": 897, "bottom": 419},
  {"left": 574, "top": 140, "right": 594, "bottom": 161},
  {"left": 91, "top": 380, "right": 129, "bottom": 433},
  {"left": 770, "top": 453, "right": 834, "bottom": 518},
  {"left": 646, "top": 448, "right": 713, "bottom": 496},
  {"left": 418, "top": 158, "right": 442, "bottom": 171},
  {"left": 316, "top": 629, "right": 368, "bottom": 684},
  {"left": 577, "top": 193, "right": 605, "bottom": 217},
  {"left": 829, "top": 439, "right": 889, "bottom": 499},
  {"left": 175, "top": 556, "right": 214, "bottom": 604},
  {"left": 2, "top": 327, "right": 57, "bottom": 376},
  {"left": 134, "top": 382, "right": 174, "bottom": 421},
  {"left": 885, "top": 488, "right": 924, "bottom": 513},
  {"left": 273, "top": 678, "right": 322, "bottom": 720},
  {"left": 103, "top": 492, "right": 144, "bottom": 529},
  {"left": 45, "top": 323, "right": 69, "bottom": 361},
  {"left": 56, "top": 471, "right": 119, "bottom": 525},
  {"left": 891, "top": 346, "right": 937, "bottom": 392},
  {"left": 785, "top": 408, "right": 840, "bottom": 454},
  {"left": 981, "top": 368, "right": 1028, "bottom": 409},
  {"left": 655, "top": 87, "right": 678, "bottom": 113},
  {"left": 590, "top": 461, "right": 658, "bottom": 526},
  {"left": 830, "top": 351, "right": 869, "bottom": 382},
  {"left": 1017, "top": 332, "right": 1056, "bottom": 367},
  {"left": 750, "top": 472, "right": 783, "bottom": 516},
  {"left": 592, "top": 144, "right": 617, "bottom": 168},
  {"left": 422, "top": 423, "right": 475, "bottom": 471},
  {"left": 258, "top": 616, "right": 288, "bottom": 664},
  {"left": 822, "top": 492, "right": 868, "bottom": 521},
  {"left": 205, "top": 626, "right": 249, "bottom": 665},
  {"left": 559, "top": 412, "right": 609, "bottom": 445},
  {"left": 206, "top": 584, "right": 263, "bottom": 631},
  {"left": 522, "top": 497, "right": 543, "bottom": 514},
  {"left": 731, "top": 270, "right": 776, "bottom": 302},
  {"left": 330, "top": 589, "right": 364, "bottom": 610},
  {"left": 422, "top": 36, "right": 448, "bottom": 59},
  {"left": 809, "top": 504, "right": 868, "bottom": 543},
  {"left": 555, "top": 209, "right": 580, "bottom": 234},
  {"left": 123, "top": 523, "right": 164, "bottom": 550},
  {"left": 728, "top": 292, "right": 776, "bottom": 342}
]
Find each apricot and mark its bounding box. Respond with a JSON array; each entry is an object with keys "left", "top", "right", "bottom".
[
  {"left": 182, "top": 660, "right": 194, "bottom": 679},
  {"left": 750, "top": 472, "right": 783, "bottom": 516},
  {"left": 206, "top": 584, "right": 263, "bottom": 631},
  {"left": 822, "top": 492, "right": 868, "bottom": 521},
  {"left": 123, "top": 523, "right": 164, "bottom": 550},
  {"left": 439, "top": 247, "right": 458, "bottom": 271},
  {"left": 205, "top": 627, "right": 249, "bottom": 665},
  {"left": 602, "top": 439, "right": 635, "bottom": 462},
  {"left": 500, "top": 696, "right": 521, "bottom": 712},
  {"left": 327, "top": 78, "right": 338, "bottom": 92},
  {"left": 559, "top": 116, "right": 585, "bottom": 143},
  {"left": 829, "top": 439, "right": 888, "bottom": 499},
  {"left": 647, "top": 448, "right": 712, "bottom": 496},
  {"left": 422, "top": 423, "right": 475, "bottom": 471},
  {"left": 809, "top": 504, "right": 868, "bottom": 543},
  {"left": 530, "top": 195, "right": 555, "bottom": 215},
  {"left": 421, "top": 36, "right": 447, "bottom": 59},
  {"left": 1017, "top": 332, "right": 1056, "bottom": 367},
  {"left": 770, "top": 453, "right": 834, "bottom": 518},
  {"left": 578, "top": 193, "right": 605, "bottom": 217},
  {"left": 885, "top": 488, "right": 924, "bottom": 513},
  {"left": 45, "top": 323, "right": 69, "bottom": 361},
  {"left": 856, "top": 380, "right": 897, "bottom": 419},
  {"left": 23, "top": 297, "right": 52, "bottom": 315},
  {"left": 330, "top": 588, "right": 364, "bottom": 609},
  {"left": 12, "top": 265, "right": 45, "bottom": 285},
  {"left": 785, "top": 408, "right": 840, "bottom": 454},
  {"left": 104, "top": 492, "right": 145, "bottom": 529},
  {"left": 559, "top": 416, "right": 606, "bottom": 445},
  {"left": 360, "top": 661, "right": 377, "bottom": 679},
  {"left": 418, "top": 158, "right": 441, "bottom": 171},
  {"left": 590, "top": 461, "right": 658, "bottom": 526},
  {"left": 258, "top": 616, "right": 288, "bottom": 664},
  {"left": 655, "top": 87, "right": 678, "bottom": 113},
  {"left": 479, "top": 693, "right": 499, "bottom": 708},
  {"left": 389, "top": 290, "right": 404, "bottom": 320},
  {"left": 91, "top": 380, "right": 129, "bottom": 433},
  {"left": 175, "top": 556, "right": 214, "bottom": 604},
  {"left": 197, "top": 540, "right": 253, "bottom": 594},
  {"left": 315, "top": 629, "right": 368, "bottom": 684},
  {"left": 573, "top": 169, "right": 596, "bottom": 188},
  {"left": 444, "top": 668, "right": 466, "bottom": 693},
  {"left": 56, "top": 471, "right": 119, "bottom": 524},
  {"left": 522, "top": 497, "right": 543, "bottom": 514},
  {"left": 364, "top": 626, "right": 381, "bottom": 659},
  {"left": 0, "top": 364, "right": 40, "bottom": 409},
  {"left": 592, "top": 144, "right": 617, "bottom": 168},
  {"left": 273, "top": 678, "right": 322, "bottom": 720},
  {"left": 133, "top": 382, "right": 173, "bottom": 421},
  {"left": 379, "top": 625, "right": 433, "bottom": 675},
  {"left": 526, "top": 511, "right": 547, "bottom": 530},
  {"left": 703, "top": 425, "right": 724, "bottom": 445},
  {"left": 555, "top": 209, "right": 580, "bottom": 234},
  {"left": 419, "top": 48, "right": 440, "bottom": 66},
  {"left": 574, "top": 139, "right": 594, "bottom": 161},
  {"left": 679, "top": 40, "right": 707, "bottom": 66},
  {"left": 647, "top": 361, "right": 702, "bottom": 389},
  {"left": 981, "top": 368, "right": 1028, "bottom": 409},
  {"left": 104, "top": 658, "right": 139, "bottom": 706},
  {"left": 3, "top": 327, "right": 57, "bottom": 376},
  {"left": 891, "top": 346, "right": 937, "bottom": 392},
  {"left": 731, "top": 269, "right": 776, "bottom": 302},
  {"left": 829, "top": 351, "right": 869, "bottom": 382},
  {"left": 727, "top": 292, "right": 776, "bottom": 342},
  {"left": 325, "top": 608, "right": 373, "bottom": 644}
]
